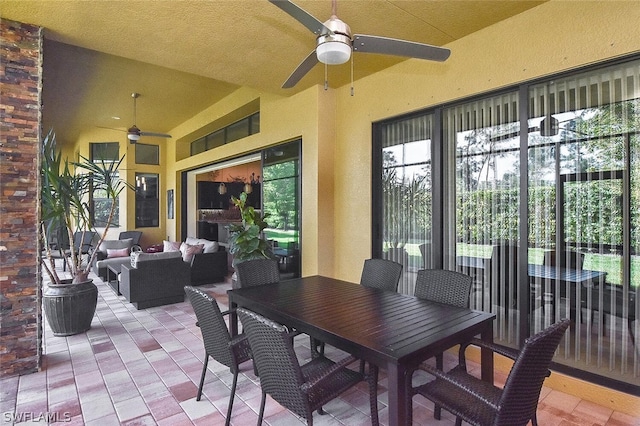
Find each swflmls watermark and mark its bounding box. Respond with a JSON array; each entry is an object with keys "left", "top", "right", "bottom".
[{"left": 2, "top": 411, "right": 72, "bottom": 423}]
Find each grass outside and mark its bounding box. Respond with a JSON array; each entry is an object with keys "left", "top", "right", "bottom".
[{"left": 264, "top": 228, "right": 298, "bottom": 248}]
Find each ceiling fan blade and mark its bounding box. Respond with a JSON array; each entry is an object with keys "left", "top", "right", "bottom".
[
  {"left": 353, "top": 34, "right": 451, "bottom": 62},
  {"left": 268, "top": 0, "right": 329, "bottom": 35},
  {"left": 282, "top": 50, "right": 319, "bottom": 88},
  {"left": 96, "top": 126, "right": 126, "bottom": 133},
  {"left": 139, "top": 131, "right": 172, "bottom": 138}
]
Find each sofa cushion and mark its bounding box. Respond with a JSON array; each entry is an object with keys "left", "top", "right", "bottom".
[
  {"left": 180, "top": 242, "right": 204, "bottom": 263},
  {"left": 96, "top": 256, "right": 134, "bottom": 271},
  {"left": 163, "top": 240, "right": 181, "bottom": 252},
  {"left": 131, "top": 250, "right": 181, "bottom": 268},
  {"left": 107, "top": 247, "right": 129, "bottom": 258},
  {"left": 98, "top": 238, "right": 132, "bottom": 255},
  {"left": 185, "top": 237, "right": 219, "bottom": 253}
]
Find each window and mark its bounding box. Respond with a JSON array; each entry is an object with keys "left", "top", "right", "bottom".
[
  {"left": 135, "top": 143, "right": 159, "bottom": 165},
  {"left": 135, "top": 173, "right": 159, "bottom": 227},
  {"left": 374, "top": 114, "right": 433, "bottom": 295},
  {"left": 90, "top": 142, "right": 119, "bottom": 227},
  {"left": 190, "top": 112, "right": 260, "bottom": 155}
]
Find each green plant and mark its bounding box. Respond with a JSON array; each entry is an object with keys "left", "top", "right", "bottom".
[
  {"left": 41, "top": 130, "right": 131, "bottom": 284},
  {"left": 227, "top": 192, "right": 273, "bottom": 263}
]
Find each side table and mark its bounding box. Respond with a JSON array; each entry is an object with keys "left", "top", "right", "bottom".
[{"left": 107, "top": 264, "right": 122, "bottom": 294}]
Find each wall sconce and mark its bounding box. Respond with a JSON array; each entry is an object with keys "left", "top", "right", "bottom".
[
  {"left": 218, "top": 183, "right": 227, "bottom": 194},
  {"left": 243, "top": 183, "right": 253, "bottom": 194}
]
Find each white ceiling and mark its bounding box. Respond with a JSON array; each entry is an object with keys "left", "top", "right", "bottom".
[{"left": 2, "top": 0, "right": 545, "bottom": 144}]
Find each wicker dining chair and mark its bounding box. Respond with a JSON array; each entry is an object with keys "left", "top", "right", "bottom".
[
  {"left": 184, "top": 286, "right": 253, "bottom": 426},
  {"left": 360, "top": 258, "right": 403, "bottom": 291},
  {"left": 412, "top": 269, "right": 474, "bottom": 420},
  {"left": 412, "top": 318, "right": 571, "bottom": 426},
  {"left": 237, "top": 307, "right": 380, "bottom": 426},
  {"left": 414, "top": 269, "right": 473, "bottom": 364},
  {"left": 235, "top": 258, "right": 280, "bottom": 288}
]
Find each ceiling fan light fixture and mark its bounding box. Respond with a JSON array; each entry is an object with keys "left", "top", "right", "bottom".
[
  {"left": 127, "top": 124, "right": 141, "bottom": 142},
  {"left": 316, "top": 35, "right": 351, "bottom": 65}
]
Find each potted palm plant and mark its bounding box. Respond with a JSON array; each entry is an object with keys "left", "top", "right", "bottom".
[
  {"left": 41, "top": 130, "right": 130, "bottom": 336},
  {"left": 227, "top": 191, "right": 273, "bottom": 286}
]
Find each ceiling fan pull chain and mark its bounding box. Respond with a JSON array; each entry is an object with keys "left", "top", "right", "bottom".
[
  {"left": 350, "top": 53, "right": 354, "bottom": 96},
  {"left": 324, "top": 62, "right": 328, "bottom": 91}
]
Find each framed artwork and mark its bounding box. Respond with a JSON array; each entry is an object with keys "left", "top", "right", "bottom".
[{"left": 167, "top": 189, "right": 174, "bottom": 219}]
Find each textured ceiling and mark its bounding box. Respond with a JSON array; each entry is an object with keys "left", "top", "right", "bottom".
[{"left": 2, "top": 0, "right": 544, "bottom": 145}]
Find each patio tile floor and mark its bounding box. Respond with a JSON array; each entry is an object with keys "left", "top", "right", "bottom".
[{"left": 1, "top": 272, "right": 639, "bottom": 425}]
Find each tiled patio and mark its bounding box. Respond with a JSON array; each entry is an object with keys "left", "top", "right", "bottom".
[{"left": 1, "top": 272, "right": 639, "bottom": 426}]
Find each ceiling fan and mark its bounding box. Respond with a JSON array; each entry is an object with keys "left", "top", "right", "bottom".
[
  {"left": 100, "top": 93, "right": 172, "bottom": 143},
  {"left": 269, "top": 0, "right": 451, "bottom": 89}
]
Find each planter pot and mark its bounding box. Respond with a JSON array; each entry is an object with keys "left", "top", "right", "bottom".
[{"left": 43, "top": 279, "right": 98, "bottom": 336}]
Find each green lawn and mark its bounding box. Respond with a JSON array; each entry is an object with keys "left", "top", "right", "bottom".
[{"left": 264, "top": 229, "right": 298, "bottom": 248}]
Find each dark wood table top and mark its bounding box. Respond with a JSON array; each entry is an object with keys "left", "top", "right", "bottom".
[{"left": 228, "top": 275, "right": 496, "bottom": 425}]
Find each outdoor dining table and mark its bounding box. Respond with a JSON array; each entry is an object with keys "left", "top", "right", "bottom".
[{"left": 228, "top": 275, "right": 496, "bottom": 426}]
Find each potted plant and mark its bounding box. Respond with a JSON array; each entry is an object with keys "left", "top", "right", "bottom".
[
  {"left": 40, "top": 130, "right": 130, "bottom": 336},
  {"left": 227, "top": 192, "right": 273, "bottom": 285}
]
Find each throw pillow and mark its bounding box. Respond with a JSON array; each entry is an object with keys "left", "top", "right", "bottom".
[
  {"left": 185, "top": 236, "right": 219, "bottom": 253},
  {"left": 163, "top": 240, "right": 181, "bottom": 252},
  {"left": 180, "top": 242, "right": 204, "bottom": 263},
  {"left": 98, "top": 238, "right": 132, "bottom": 255},
  {"left": 107, "top": 248, "right": 129, "bottom": 258}
]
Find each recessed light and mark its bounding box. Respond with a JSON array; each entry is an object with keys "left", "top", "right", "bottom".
[{"left": 111, "top": 116, "right": 121, "bottom": 120}]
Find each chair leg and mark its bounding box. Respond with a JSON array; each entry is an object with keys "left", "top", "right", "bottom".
[
  {"left": 197, "top": 353, "right": 209, "bottom": 401},
  {"left": 309, "top": 336, "right": 324, "bottom": 358},
  {"left": 258, "top": 391, "right": 267, "bottom": 425},
  {"left": 225, "top": 370, "right": 239, "bottom": 426},
  {"left": 455, "top": 417, "right": 462, "bottom": 426}
]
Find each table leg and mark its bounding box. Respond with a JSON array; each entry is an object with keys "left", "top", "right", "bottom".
[
  {"left": 386, "top": 361, "right": 410, "bottom": 426},
  {"left": 480, "top": 325, "right": 494, "bottom": 383}
]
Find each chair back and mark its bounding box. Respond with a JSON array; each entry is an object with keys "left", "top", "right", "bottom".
[
  {"left": 119, "top": 231, "right": 142, "bottom": 246},
  {"left": 360, "top": 258, "right": 403, "bottom": 292},
  {"left": 237, "top": 308, "right": 309, "bottom": 418},
  {"left": 73, "top": 231, "right": 97, "bottom": 254},
  {"left": 414, "top": 269, "right": 472, "bottom": 308},
  {"left": 235, "top": 258, "right": 280, "bottom": 288},
  {"left": 496, "top": 318, "right": 571, "bottom": 425},
  {"left": 184, "top": 286, "right": 235, "bottom": 369}
]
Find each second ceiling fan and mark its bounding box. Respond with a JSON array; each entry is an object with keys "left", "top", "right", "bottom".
[
  {"left": 125, "top": 92, "right": 171, "bottom": 143},
  {"left": 269, "top": 0, "right": 451, "bottom": 88}
]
